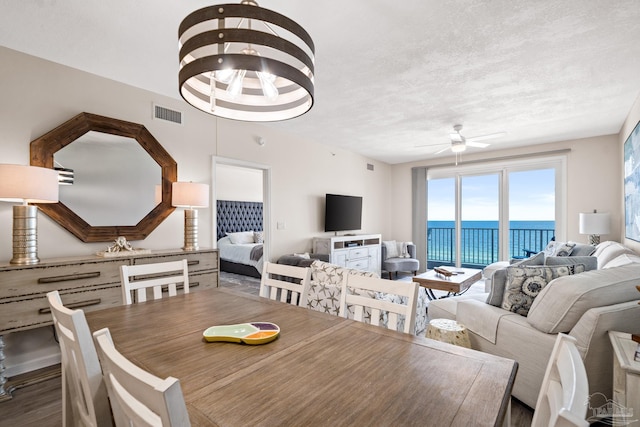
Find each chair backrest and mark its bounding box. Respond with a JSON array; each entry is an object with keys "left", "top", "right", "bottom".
[
  {"left": 531, "top": 333, "right": 589, "bottom": 427},
  {"left": 120, "top": 259, "right": 189, "bottom": 305},
  {"left": 260, "top": 261, "right": 311, "bottom": 307},
  {"left": 93, "top": 327, "right": 191, "bottom": 427},
  {"left": 340, "top": 274, "right": 419, "bottom": 334},
  {"left": 46, "top": 290, "right": 112, "bottom": 427}
]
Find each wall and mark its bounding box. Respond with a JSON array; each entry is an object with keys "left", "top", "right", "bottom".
[
  {"left": 0, "top": 46, "right": 393, "bottom": 264},
  {"left": 621, "top": 92, "right": 640, "bottom": 252},
  {"left": 390, "top": 134, "right": 622, "bottom": 246},
  {"left": 215, "top": 164, "right": 263, "bottom": 203}
]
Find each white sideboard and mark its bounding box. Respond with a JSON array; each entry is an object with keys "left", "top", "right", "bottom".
[
  {"left": 0, "top": 248, "right": 219, "bottom": 400},
  {"left": 312, "top": 234, "right": 381, "bottom": 275},
  {"left": 609, "top": 331, "right": 640, "bottom": 423}
]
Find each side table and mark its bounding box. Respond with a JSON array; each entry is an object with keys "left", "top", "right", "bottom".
[
  {"left": 608, "top": 331, "right": 640, "bottom": 424},
  {"left": 426, "top": 319, "right": 471, "bottom": 348}
]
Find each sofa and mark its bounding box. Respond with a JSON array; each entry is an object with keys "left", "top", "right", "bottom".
[
  {"left": 305, "top": 260, "right": 430, "bottom": 335},
  {"left": 428, "top": 241, "right": 640, "bottom": 408}
]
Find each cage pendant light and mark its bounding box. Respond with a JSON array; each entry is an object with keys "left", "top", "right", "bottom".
[{"left": 178, "top": 1, "right": 315, "bottom": 122}]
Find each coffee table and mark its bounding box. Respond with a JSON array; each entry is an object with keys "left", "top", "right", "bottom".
[{"left": 413, "top": 267, "right": 483, "bottom": 300}]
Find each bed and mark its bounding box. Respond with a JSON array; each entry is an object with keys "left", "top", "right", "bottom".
[{"left": 216, "top": 200, "right": 264, "bottom": 278}]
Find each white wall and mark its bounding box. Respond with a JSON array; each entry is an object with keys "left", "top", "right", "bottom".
[
  {"left": 390, "top": 134, "right": 622, "bottom": 245},
  {"left": 215, "top": 164, "right": 263, "bottom": 203},
  {"left": 0, "top": 46, "right": 392, "bottom": 264}
]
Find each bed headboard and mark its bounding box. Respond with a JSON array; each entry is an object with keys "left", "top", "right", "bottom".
[{"left": 216, "top": 200, "right": 263, "bottom": 241}]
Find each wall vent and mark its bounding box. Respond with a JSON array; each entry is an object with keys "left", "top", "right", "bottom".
[
  {"left": 367, "top": 163, "right": 374, "bottom": 171},
  {"left": 153, "top": 104, "right": 183, "bottom": 125}
]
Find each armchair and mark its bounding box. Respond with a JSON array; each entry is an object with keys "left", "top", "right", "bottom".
[{"left": 381, "top": 242, "right": 420, "bottom": 280}]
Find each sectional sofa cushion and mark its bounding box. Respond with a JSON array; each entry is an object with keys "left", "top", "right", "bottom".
[
  {"left": 527, "top": 263, "right": 640, "bottom": 333},
  {"left": 601, "top": 253, "right": 640, "bottom": 269},
  {"left": 485, "top": 252, "right": 544, "bottom": 307},
  {"left": 544, "top": 255, "right": 597, "bottom": 271},
  {"left": 593, "top": 241, "right": 636, "bottom": 268},
  {"left": 502, "top": 264, "right": 584, "bottom": 316},
  {"left": 570, "top": 243, "right": 597, "bottom": 256}
]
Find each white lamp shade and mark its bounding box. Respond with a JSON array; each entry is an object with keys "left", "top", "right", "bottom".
[
  {"left": 579, "top": 212, "right": 611, "bottom": 235},
  {"left": 172, "top": 182, "right": 209, "bottom": 208},
  {"left": 0, "top": 164, "right": 59, "bottom": 203}
]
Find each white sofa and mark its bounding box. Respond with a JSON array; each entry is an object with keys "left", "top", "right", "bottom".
[
  {"left": 305, "top": 260, "right": 430, "bottom": 335},
  {"left": 428, "top": 241, "right": 640, "bottom": 408}
]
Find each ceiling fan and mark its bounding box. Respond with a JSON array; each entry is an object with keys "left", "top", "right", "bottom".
[{"left": 426, "top": 124, "right": 506, "bottom": 154}]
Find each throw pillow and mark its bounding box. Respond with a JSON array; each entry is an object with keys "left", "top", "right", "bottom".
[
  {"left": 293, "top": 252, "right": 310, "bottom": 259},
  {"left": 253, "top": 231, "right": 264, "bottom": 243},
  {"left": 554, "top": 241, "right": 576, "bottom": 256},
  {"left": 545, "top": 255, "right": 597, "bottom": 271},
  {"left": 383, "top": 241, "right": 399, "bottom": 259},
  {"left": 227, "top": 230, "right": 255, "bottom": 244},
  {"left": 485, "top": 252, "right": 544, "bottom": 307},
  {"left": 501, "top": 264, "right": 585, "bottom": 316},
  {"left": 570, "top": 243, "right": 596, "bottom": 257}
]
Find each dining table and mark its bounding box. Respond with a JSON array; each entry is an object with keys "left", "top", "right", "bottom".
[{"left": 84, "top": 287, "right": 518, "bottom": 426}]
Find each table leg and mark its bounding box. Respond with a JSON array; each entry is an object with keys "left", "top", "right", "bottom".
[{"left": 426, "top": 289, "right": 438, "bottom": 300}]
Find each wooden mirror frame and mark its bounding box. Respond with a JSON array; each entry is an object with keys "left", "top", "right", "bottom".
[{"left": 30, "top": 112, "right": 177, "bottom": 243}]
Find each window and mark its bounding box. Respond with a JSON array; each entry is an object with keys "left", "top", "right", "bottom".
[{"left": 424, "top": 155, "right": 565, "bottom": 269}]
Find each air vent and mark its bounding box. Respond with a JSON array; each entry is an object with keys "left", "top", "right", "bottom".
[
  {"left": 367, "top": 163, "right": 374, "bottom": 171},
  {"left": 153, "top": 104, "right": 183, "bottom": 125}
]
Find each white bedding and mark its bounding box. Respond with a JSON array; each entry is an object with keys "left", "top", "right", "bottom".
[{"left": 217, "top": 236, "right": 264, "bottom": 273}]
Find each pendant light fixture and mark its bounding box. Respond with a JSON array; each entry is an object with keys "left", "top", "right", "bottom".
[{"left": 178, "top": 1, "right": 315, "bottom": 122}]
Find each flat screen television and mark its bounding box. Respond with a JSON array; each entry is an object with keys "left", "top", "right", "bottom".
[{"left": 324, "top": 193, "right": 363, "bottom": 232}]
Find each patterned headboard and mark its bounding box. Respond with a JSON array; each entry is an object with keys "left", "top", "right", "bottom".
[{"left": 216, "top": 200, "right": 263, "bottom": 241}]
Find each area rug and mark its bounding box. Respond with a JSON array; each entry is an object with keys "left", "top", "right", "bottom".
[{"left": 219, "top": 271, "right": 260, "bottom": 296}]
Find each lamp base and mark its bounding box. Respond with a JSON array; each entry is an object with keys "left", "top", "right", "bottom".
[
  {"left": 588, "top": 234, "right": 601, "bottom": 246},
  {"left": 183, "top": 209, "right": 199, "bottom": 251},
  {"left": 10, "top": 205, "right": 40, "bottom": 265}
]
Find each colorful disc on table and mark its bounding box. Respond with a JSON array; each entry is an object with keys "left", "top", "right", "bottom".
[{"left": 203, "top": 322, "right": 280, "bottom": 345}]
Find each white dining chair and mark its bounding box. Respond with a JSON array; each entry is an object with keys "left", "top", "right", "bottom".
[
  {"left": 531, "top": 333, "right": 589, "bottom": 427},
  {"left": 46, "top": 290, "right": 112, "bottom": 427},
  {"left": 93, "top": 327, "right": 191, "bottom": 427},
  {"left": 120, "top": 259, "right": 189, "bottom": 305},
  {"left": 340, "top": 274, "right": 419, "bottom": 334},
  {"left": 260, "top": 261, "right": 312, "bottom": 307}
]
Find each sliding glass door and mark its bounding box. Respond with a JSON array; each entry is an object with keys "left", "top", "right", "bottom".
[{"left": 425, "top": 156, "right": 564, "bottom": 269}]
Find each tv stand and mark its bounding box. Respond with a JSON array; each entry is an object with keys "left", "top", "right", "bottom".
[{"left": 312, "top": 234, "right": 381, "bottom": 275}]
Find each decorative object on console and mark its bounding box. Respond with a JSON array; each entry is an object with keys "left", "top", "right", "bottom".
[
  {"left": 178, "top": 0, "right": 315, "bottom": 122},
  {"left": 0, "top": 164, "right": 58, "bottom": 265},
  {"left": 96, "top": 236, "right": 151, "bottom": 258},
  {"left": 172, "top": 182, "right": 210, "bottom": 251},
  {"left": 579, "top": 209, "right": 611, "bottom": 245}
]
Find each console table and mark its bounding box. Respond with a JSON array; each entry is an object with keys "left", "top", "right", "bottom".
[
  {"left": 0, "top": 248, "right": 219, "bottom": 401},
  {"left": 312, "top": 234, "right": 381, "bottom": 275}
]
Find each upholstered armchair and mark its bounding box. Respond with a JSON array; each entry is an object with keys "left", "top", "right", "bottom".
[{"left": 381, "top": 242, "right": 420, "bottom": 280}]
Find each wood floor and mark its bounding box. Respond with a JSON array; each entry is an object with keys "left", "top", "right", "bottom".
[{"left": 0, "top": 272, "right": 535, "bottom": 426}]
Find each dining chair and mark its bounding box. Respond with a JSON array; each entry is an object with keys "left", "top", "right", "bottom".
[
  {"left": 340, "top": 274, "right": 419, "bottom": 334},
  {"left": 260, "top": 261, "right": 312, "bottom": 307},
  {"left": 93, "top": 327, "right": 191, "bottom": 427},
  {"left": 46, "top": 290, "right": 112, "bottom": 427},
  {"left": 531, "top": 333, "right": 589, "bottom": 427},
  {"left": 120, "top": 259, "right": 189, "bottom": 305}
]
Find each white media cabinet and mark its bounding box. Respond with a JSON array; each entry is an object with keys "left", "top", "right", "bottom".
[{"left": 312, "top": 234, "right": 382, "bottom": 275}]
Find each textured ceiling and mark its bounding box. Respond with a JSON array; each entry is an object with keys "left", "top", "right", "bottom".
[{"left": 1, "top": 0, "right": 640, "bottom": 164}]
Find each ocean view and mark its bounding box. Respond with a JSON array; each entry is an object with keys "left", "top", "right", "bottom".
[{"left": 427, "top": 220, "right": 555, "bottom": 267}]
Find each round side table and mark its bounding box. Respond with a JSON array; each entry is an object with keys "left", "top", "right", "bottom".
[{"left": 426, "top": 318, "right": 471, "bottom": 348}]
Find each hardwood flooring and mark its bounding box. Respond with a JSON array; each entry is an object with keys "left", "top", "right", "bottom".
[{"left": 0, "top": 272, "right": 535, "bottom": 426}]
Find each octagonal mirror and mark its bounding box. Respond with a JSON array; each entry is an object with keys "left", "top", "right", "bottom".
[{"left": 30, "top": 112, "right": 177, "bottom": 242}]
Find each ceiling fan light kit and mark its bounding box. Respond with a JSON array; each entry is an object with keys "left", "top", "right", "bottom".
[{"left": 178, "top": 1, "right": 315, "bottom": 122}]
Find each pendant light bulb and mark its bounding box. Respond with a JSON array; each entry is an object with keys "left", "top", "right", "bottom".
[
  {"left": 257, "top": 71, "right": 279, "bottom": 100},
  {"left": 227, "top": 69, "right": 247, "bottom": 99}
]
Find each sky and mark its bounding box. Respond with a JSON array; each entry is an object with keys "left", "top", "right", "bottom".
[{"left": 427, "top": 168, "right": 555, "bottom": 221}]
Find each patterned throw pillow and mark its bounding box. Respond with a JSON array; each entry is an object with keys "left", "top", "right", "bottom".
[
  {"left": 501, "top": 264, "right": 585, "bottom": 316},
  {"left": 253, "top": 231, "right": 264, "bottom": 243},
  {"left": 542, "top": 241, "right": 576, "bottom": 257},
  {"left": 383, "top": 241, "right": 399, "bottom": 259}
]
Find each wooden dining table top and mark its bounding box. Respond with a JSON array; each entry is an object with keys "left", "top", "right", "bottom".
[{"left": 84, "top": 287, "right": 517, "bottom": 426}]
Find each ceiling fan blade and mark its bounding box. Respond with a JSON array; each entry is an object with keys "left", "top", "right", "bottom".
[
  {"left": 434, "top": 146, "right": 451, "bottom": 154},
  {"left": 414, "top": 142, "right": 450, "bottom": 148},
  {"left": 466, "top": 132, "right": 506, "bottom": 143},
  {"left": 466, "top": 141, "right": 490, "bottom": 148}
]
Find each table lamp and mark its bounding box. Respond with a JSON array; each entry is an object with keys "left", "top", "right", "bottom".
[
  {"left": 172, "top": 182, "right": 209, "bottom": 251},
  {"left": 579, "top": 210, "right": 610, "bottom": 246},
  {"left": 0, "top": 164, "right": 59, "bottom": 264}
]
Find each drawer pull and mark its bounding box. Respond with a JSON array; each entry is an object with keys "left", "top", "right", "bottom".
[
  {"left": 39, "top": 298, "right": 102, "bottom": 314},
  {"left": 187, "top": 260, "right": 200, "bottom": 267},
  {"left": 38, "top": 272, "right": 101, "bottom": 284}
]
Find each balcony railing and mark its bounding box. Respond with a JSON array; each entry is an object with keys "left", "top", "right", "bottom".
[{"left": 427, "top": 227, "right": 555, "bottom": 269}]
